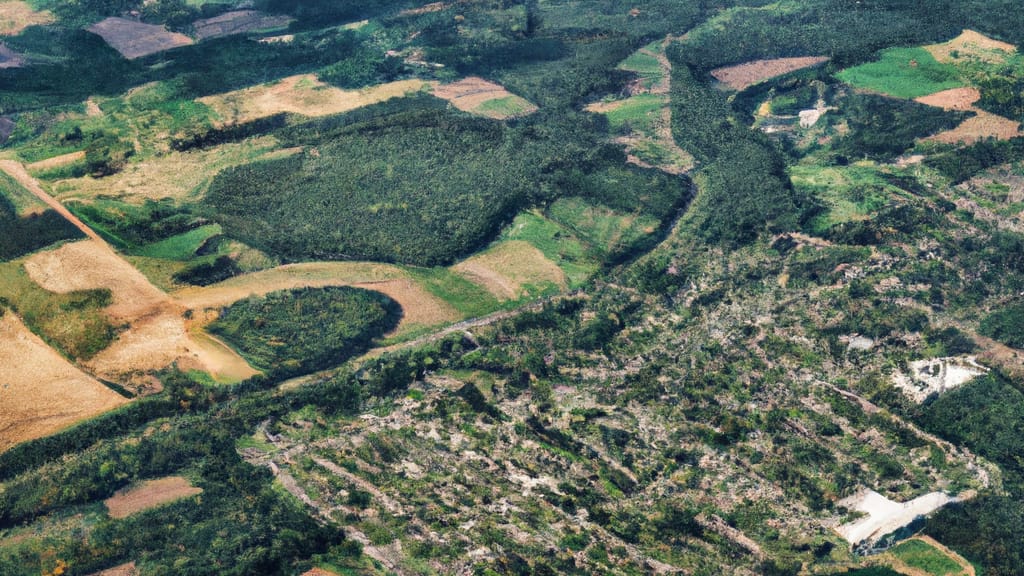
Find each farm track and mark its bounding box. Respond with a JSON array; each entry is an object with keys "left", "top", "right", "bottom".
[{"left": 0, "top": 160, "right": 109, "bottom": 246}]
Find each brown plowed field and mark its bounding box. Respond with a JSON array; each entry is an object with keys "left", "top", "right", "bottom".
[
  {"left": 192, "top": 10, "right": 293, "bottom": 40},
  {"left": 914, "top": 87, "right": 981, "bottom": 111},
  {"left": 174, "top": 262, "right": 460, "bottom": 332},
  {"left": 104, "top": 476, "right": 202, "bottom": 519},
  {"left": 23, "top": 240, "right": 257, "bottom": 383},
  {"left": 432, "top": 77, "right": 538, "bottom": 119},
  {"left": 710, "top": 56, "right": 829, "bottom": 91},
  {"left": 0, "top": 311, "right": 128, "bottom": 452},
  {"left": 87, "top": 17, "right": 193, "bottom": 60},
  {"left": 926, "top": 110, "right": 1022, "bottom": 145}
]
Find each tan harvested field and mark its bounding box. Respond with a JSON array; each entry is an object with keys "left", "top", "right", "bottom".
[
  {"left": 399, "top": 2, "right": 447, "bottom": 16},
  {"left": 174, "top": 262, "right": 460, "bottom": 331},
  {"left": 926, "top": 29, "right": 1016, "bottom": 64},
  {"left": 199, "top": 75, "right": 434, "bottom": 126},
  {"left": 87, "top": 562, "right": 138, "bottom": 576},
  {"left": 453, "top": 240, "right": 566, "bottom": 300},
  {"left": 926, "top": 110, "right": 1022, "bottom": 145},
  {"left": 26, "top": 150, "right": 86, "bottom": 173},
  {"left": 914, "top": 87, "right": 981, "bottom": 110},
  {"left": 51, "top": 137, "right": 282, "bottom": 203},
  {"left": 0, "top": 41, "right": 22, "bottom": 68},
  {"left": 23, "top": 240, "right": 257, "bottom": 382},
  {"left": 104, "top": 476, "right": 203, "bottom": 519},
  {"left": 88, "top": 17, "right": 194, "bottom": 60},
  {"left": 0, "top": 1, "right": 54, "bottom": 36},
  {"left": 432, "top": 77, "right": 538, "bottom": 119},
  {"left": 193, "top": 10, "right": 293, "bottom": 40},
  {"left": 0, "top": 312, "right": 128, "bottom": 452},
  {"left": 710, "top": 56, "right": 829, "bottom": 91}
]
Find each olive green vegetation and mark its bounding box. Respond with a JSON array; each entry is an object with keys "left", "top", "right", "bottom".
[
  {"left": 979, "top": 303, "right": 1024, "bottom": 348},
  {"left": 0, "top": 262, "right": 116, "bottom": 361},
  {"left": 888, "top": 539, "right": 962, "bottom": 576},
  {"left": 209, "top": 287, "right": 401, "bottom": 376},
  {"left": 836, "top": 47, "right": 964, "bottom": 99}
]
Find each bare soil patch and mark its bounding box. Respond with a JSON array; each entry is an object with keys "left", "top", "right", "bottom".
[
  {"left": 0, "top": 311, "right": 127, "bottom": 452},
  {"left": 174, "top": 261, "right": 459, "bottom": 332},
  {"left": 836, "top": 489, "right": 954, "bottom": 547},
  {"left": 914, "top": 87, "right": 981, "bottom": 111},
  {"left": 0, "top": 41, "right": 23, "bottom": 68},
  {"left": 199, "top": 75, "right": 433, "bottom": 126},
  {"left": 926, "top": 29, "right": 1017, "bottom": 64},
  {"left": 192, "top": 10, "right": 293, "bottom": 40},
  {"left": 0, "top": 1, "right": 54, "bottom": 36},
  {"left": 453, "top": 241, "right": 566, "bottom": 300},
  {"left": 87, "top": 562, "right": 138, "bottom": 576},
  {"left": 710, "top": 56, "right": 829, "bottom": 91},
  {"left": 88, "top": 17, "right": 193, "bottom": 60},
  {"left": 926, "top": 110, "right": 1022, "bottom": 145},
  {"left": 301, "top": 569, "right": 340, "bottom": 576},
  {"left": 24, "top": 240, "right": 256, "bottom": 382},
  {"left": 26, "top": 150, "right": 85, "bottom": 173},
  {"left": 104, "top": 476, "right": 202, "bottom": 519},
  {"left": 432, "top": 77, "right": 538, "bottom": 119}
]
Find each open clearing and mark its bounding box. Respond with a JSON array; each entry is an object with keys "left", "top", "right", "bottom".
[
  {"left": 893, "top": 356, "right": 988, "bottom": 403},
  {"left": 104, "top": 476, "right": 202, "bottom": 519},
  {"left": 192, "top": 10, "right": 293, "bottom": 40},
  {"left": 925, "top": 110, "right": 1022, "bottom": 145},
  {"left": 26, "top": 150, "right": 85, "bottom": 173},
  {"left": 88, "top": 17, "right": 194, "bottom": 60},
  {"left": 0, "top": 1, "right": 54, "bottom": 36},
  {"left": 173, "top": 262, "right": 461, "bottom": 331},
  {"left": 199, "top": 75, "right": 433, "bottom": 126},
  {"left": 914, "top": 87, "right": 981, "bottom": 111},
  {"left": 51, "top": 137, "right": 282, "bottom": 203},
  {"left": 453, "top": 240, "right": 566, "bottom": 300},
  {"left": 24, "top": 240, "right": 257, "bottom": 382},
  {"left": 710, "top": 56, "right": 829, "bottom": 91},
  {"left": 884, "top": 536, "right": 974, "bottom": 576},
  {"left": 432, "top": 77, "right": 538, "bottom": 119},
  {"left": 87, "top": 562, "right": 138, "bottom": 576},
  {"left": 0, "top": 311, "right": 128, "bottom": 452},
  {"left": 926, "top": 29, "right": 1017, "bottom": 64},
  {"left": 0, "top": 41, "right": 22, "bottom": 68},
  {"left": 836, "top": 489, "right": 955, "bottom": 547}
]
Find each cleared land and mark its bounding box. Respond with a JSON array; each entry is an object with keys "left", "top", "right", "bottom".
[
  {"left": 837, "top": 47, "right": 963, "bottom": 99},
  {"left": 87, "top": 562, "right": 138, "bottom": 576},
  {"left": 710, "top": 56, "right": 829, "bottom": 91},
  {"left": 432, "top": 77, "right": 538, "bottom": 119},
  {"left": 199, "top": 75, "right": 433, "bottom": 126},
  {"left": 837, "top": 490, "right": 955, "bottom": 547},
  {"left": 0, "top": 311, "right": 128, "bottom": 452},
  {"left": 0, "top": 1, "right": 54, "bottom": 36},
  {"left": 23, "top": 240, "right": 257, "bottom": 382},
  {"left": 104, "top": 476, "right": 203, "bottom": 519},
  {"left": 925, "top": 110, "right": 1022, "bottom": 145},
  {"left": 25, "top": 150, "right": 86, "bottom": 173},
  {"left": 0, "top": 41, "right": 22, "bottom": 68},
  {"left": 87, "top": 17, "right": 194, "bottom": 60},
  {"left": 452, "top": 240, "right": 567, "bottom": 300},
  {"left": 192, "top": 10, "right": 293, "bottom": 40},
  {"left": 886, "top": 536, "right": 973, "bottom": 576},
  {"left": 173, "top": 262, "right": 461, "bottom": 331},
  {"left": 914, "top": 87, "right": 981, "bottom": 111},
  {"left": 892, "top": 356, "right": 988, "bottom": 403},
  {"left": 926, "top": 29, "right": 1017, "bottom": 64}
]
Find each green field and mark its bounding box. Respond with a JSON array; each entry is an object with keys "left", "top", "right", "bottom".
[
  {"left": 604, "top": 94, "right": 667, "bottom": 135},
  {"left": 837, "top": 47, "right": 964, "bottom": 99},
  {"left": 618, "top": 49, "right": 664, "bottom": 89},
  {"left": 134, "top": 224, "right": 222, "bottom": 260},
  {"left": 889, "top": 539, "right": 963, "bottom": 576}
]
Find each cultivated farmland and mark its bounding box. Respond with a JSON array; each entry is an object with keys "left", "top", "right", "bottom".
[
  {"left": 87, "top": 17, "right": 194, "bottom": 60},
  {"left": 710, "top": 56, "right": 829, "bottom": 91},
  {"left": 0, "top": 311, "right": 127, "bottom": 452},
  {"left": 432, "top": 77, "right": 537, "bottom": 119},
  {"left": 104, "top": 476, "right": 203, "bottom": 519}
]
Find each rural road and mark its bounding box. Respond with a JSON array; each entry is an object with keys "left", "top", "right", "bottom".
[{"left": 0, "top": 159, "right": 110, "bottom": 247}]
